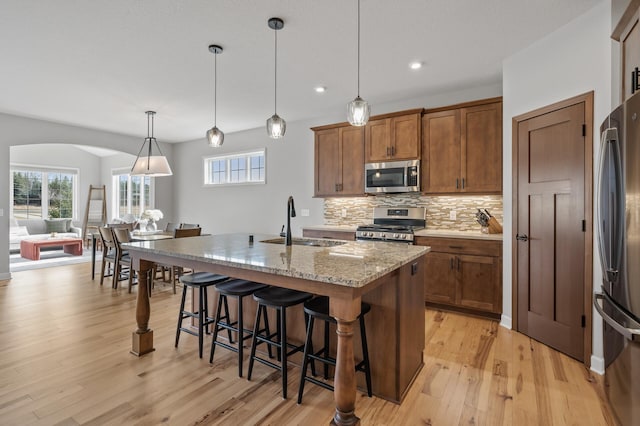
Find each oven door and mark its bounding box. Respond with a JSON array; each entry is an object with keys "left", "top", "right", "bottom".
[{"left": 365, "top": 160, "right": 419, "bottom": 194}]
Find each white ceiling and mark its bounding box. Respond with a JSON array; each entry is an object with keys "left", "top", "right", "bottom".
[{"left": 0, "top": 0, "right": 600, "bottom": 143}]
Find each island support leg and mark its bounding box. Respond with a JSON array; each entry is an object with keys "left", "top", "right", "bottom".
[
  {"left": 329, "top": 297, "right": 361, "bottom": 426},
  {"left": 131, "top": 259, "right": 155, "bottom": 356}
]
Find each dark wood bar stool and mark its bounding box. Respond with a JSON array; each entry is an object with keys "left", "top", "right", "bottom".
[
  {"left": 247, "top": 287, "right": 313, "bottom": 399},
  {"left": 297, "top": 296, "right": 372, "bottom": 404},
  {"left": 209, "top": 279, "right": 269, "bottom": 377},
  {"left": 176, "top": 272, "right": 228, "bottom": 358}
]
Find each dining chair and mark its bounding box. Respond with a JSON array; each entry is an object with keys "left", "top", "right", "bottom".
[
  {"left": 151, "top": 227, "right": 202, "bottom": 294},
  {"left": 174, "top": 227, "right": 202, "bottom": 238},
  {"left": 157, "top": 222, "right": 180, "bottom": 281},
  {"left": 97, "top": 226, "right": 118, "bottom": 287},
  {"left": 112, "top": 227, "right": 135, "bottom": 292}
]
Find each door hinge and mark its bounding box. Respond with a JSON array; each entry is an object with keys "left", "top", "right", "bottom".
[
  {"left": 581, "top": 315, "right": 586, "bottom": 328},
  {"left": 582, "top": 124, "right": 586, "bottom": 137},
  {"left": 582, "top": 220, "right": 586, "bottom": 232}
]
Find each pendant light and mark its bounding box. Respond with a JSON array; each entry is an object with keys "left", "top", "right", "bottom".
[
  {"left": 266, "top": 17, "right": 286, "bottom": 139},
  {"left": 347, "top": 0, "right": 370, "bottom": 126},
  {"left": 131, "top": 111, "right": 173, "bottom": 176},
  {"left": 206, "top": 44, "right": 224, "bottom": 147}
]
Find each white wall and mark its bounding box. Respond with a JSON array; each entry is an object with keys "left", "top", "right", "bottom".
[
  {"left": 502, "top": 0, "right": 611, "bottom": 372},
  {"left": 172, "top": 83, "right": 503, "bottom": 237},
  {"left": 0, "top": 112, "right": 175, "bottom": 279},
  {"left": 11, "top": 144, "right": 102, "bottom": 223}
]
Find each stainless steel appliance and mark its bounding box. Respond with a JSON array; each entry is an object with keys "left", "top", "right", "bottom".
[
  {"left": 594, "top": 91, "right": 640, "bottom": 426},
  {"left": 364, "top": 160, "right": 420, "bottom": 194},
  {"left": 356, "top": 207, "right": 425, "bottom": 243}
]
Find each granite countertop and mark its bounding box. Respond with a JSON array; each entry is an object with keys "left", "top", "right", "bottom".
[{"left": 123, "top": 233, "right": 428, "bottom": 288}]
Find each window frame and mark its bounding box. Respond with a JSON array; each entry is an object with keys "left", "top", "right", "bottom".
[
  {"left": 203, "top": 148, "right": 267, "bottom": 187},
  {"left": 10, "top": 163, "right": 79, "bottom": 220},
  {"left": 111, "top": 168, "right": 156, "bottom": 219}
]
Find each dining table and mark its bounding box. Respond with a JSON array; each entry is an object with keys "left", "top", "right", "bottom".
[{"left": 122, "top": 233, "right": 428, "bottom": 426}]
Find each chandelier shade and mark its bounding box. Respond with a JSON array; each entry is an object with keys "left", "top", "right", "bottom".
[
  {"left": 207, "top": 44, "right": 224, "bottom": 147},
  {"left": 347, "top": 0, "right": 370, "bottom": 127},
  {"left": 131, "top": 111, "right": 173, "bottom": 176}
]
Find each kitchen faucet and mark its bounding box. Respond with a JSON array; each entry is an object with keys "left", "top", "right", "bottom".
[{"left": 280, "top": 196, "right": 296, "bottom": 246}]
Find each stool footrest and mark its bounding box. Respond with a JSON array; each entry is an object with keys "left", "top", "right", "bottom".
[{"left": 304, "top": 376, "right": 335, "bottom": 392}]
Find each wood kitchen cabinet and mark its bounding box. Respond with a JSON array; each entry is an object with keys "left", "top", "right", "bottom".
[
  {"left": 415, "top": 236, "right": 502, "bottom": 317},
  {"left": 422, "top": 98, "right": 502, "bottom": 194},
  {"left": 302, "top": 228, "right": 355, "bottom": 241},
  {"left": 365, "top": 110, "right": 422, "bottom": 162},
  {"left": 613, "top": 0, "right": 640, "bottom": 101},
  {"left": 313, "top": 124, "right": 364, "bottom": 197}
]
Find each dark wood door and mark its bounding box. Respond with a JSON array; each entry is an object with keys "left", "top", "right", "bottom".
[
  {"left": 516, "top": 102, "right": 586, "bottom": 361},
  {"left": 461, "top": 102, "right": 502, "bottom": 193},
  {"left": 422, "top": 110, "right": 460, "bottom": 193}
]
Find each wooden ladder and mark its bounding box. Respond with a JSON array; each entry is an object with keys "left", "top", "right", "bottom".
[{"left": 82, "top": 185, "right": 107, "bottom": 247}]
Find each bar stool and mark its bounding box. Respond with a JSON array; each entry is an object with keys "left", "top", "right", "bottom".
[
  {"left": 209, "top": 279, "right": 269, "bottom": 377},
  {"left": 247, "top": 287, "right": 313, "bottom": 399},
  {"left": 176, "top": 272, "right": 229, "bottom": 358},
  {"left": 297, "top": 296, "right": 372, "bottom": 404}
]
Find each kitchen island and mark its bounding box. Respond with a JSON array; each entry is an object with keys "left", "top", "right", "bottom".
[{"left": 124, "top": 233, "right": 428, "bottom": 426}]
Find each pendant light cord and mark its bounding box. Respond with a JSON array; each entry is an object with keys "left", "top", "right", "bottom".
[
  {"left": 357, "top": 0, "right": 361, "bottom": 97},
  {"left": 214, "top": 50, "right": 218, "bottom": 126},
  {"left": 274, "top": 27, "right": 278, "bottom": 114}
]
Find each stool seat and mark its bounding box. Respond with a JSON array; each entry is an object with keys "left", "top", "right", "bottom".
[
  {"left": 216, "top": 279, "right": 267, "bottom": 296},
  {"left": 253, "top": 287, "right": 313, "bottom": 307},
  {"left": 297, "top": 296, "right": 373, "bottom": 404},
  {"left": 179, "top": 272, "right": 228, "bottom": 286},
  {"left": 303, "top": 296, "right": 371, "bottom": 323},
  {"left": 175, "top": 272, "right": 229, "bottom": 358},
  {"left": 248, "top": 288, "right": 313, "bottom": 399}
]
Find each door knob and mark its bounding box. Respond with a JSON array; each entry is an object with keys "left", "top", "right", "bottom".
[{"left": 516, "top": 234, "right": 528, "bottom": 242}]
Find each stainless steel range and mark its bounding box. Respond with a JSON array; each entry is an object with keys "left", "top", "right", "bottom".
[{"left": 356, "top": 207, "right": 425, "bottom": 243}]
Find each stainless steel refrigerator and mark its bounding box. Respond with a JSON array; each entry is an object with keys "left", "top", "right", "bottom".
[{"left": 595, "top": 91, "right": 640, "bottom": 426}]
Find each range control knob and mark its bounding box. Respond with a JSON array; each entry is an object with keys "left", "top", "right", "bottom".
[
  {"left": 400, "top": 234, "right": 407, "bottom": 239},
  {"left": 394, "top": 233, "right": 400, "bottom": 238}
]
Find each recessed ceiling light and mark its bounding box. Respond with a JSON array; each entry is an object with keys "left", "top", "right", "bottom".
[
  {"left": 315, "top": 86, "right": 326, "bottom": 93},
  {"left": 409, "top": 62, "right": 423, "bottom": 70}
]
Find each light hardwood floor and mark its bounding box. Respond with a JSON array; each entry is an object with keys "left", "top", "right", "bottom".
[{"left": 0, "top": 263, "right": 616, "bottom": 425}]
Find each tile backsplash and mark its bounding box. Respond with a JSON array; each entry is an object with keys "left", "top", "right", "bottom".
[{"left": 324, "top": 194, "right": 503, "bottom": 232}]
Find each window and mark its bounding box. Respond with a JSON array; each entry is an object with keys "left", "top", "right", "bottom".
[
  {"left": 11, "top": 167, "right": 77, "bottom": 219},
  {"left": 112, "top": 170, "right": 153, "bottom": 218},
  {"left": 204, "top": 149, "right": 266, "bottom": 186}
]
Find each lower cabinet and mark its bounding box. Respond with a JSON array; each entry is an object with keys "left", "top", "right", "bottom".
[
  {"left": 302, "top": 228, "right": 355, "bottom": 241},
  {"left": 415, "top": 236, "right": 502, "bottom": 316}
]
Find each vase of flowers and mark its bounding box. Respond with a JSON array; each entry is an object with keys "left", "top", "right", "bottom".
[{"left": 140, "top": 209, "right": 163, "bottom": 232}]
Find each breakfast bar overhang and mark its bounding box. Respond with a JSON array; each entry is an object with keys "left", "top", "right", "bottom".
[{"left": 124, "top": 233, "right": 429, "bottom": 426}]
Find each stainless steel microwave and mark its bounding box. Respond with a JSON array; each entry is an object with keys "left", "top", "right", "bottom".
[{"left": 364, "top": 160, "right": 420, "bottom": 194}]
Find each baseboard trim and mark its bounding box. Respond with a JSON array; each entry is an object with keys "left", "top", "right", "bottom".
[
  {"left": 590, "top": 355, "right": 605, "bottom": 375},
  {"left": 500, "top": 314, "right": 512, "bottom": 329},
  {"left": 0, "top": 272, "right": 12, "bottom": 281}
]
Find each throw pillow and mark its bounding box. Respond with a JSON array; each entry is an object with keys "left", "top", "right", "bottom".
[
  {"left": 45, "top": 219, "right": 69, "bottom": 233},
  {"left": 10, "top": 226, "right": 29, "bottom": 237}
]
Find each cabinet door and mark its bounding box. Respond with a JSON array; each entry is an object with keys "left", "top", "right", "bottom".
[
  {"left": 339, "top": 126, "right": 365, "bottom": 195},
  {"left": 390, "top": 113, "right": 420, "bottom": 160},
  {"left": 621, "top": 6, "right": 640, "bottom": 101},
  {"left": 460, "top": 102, "right": 502, "bottom": 193},
  {"left": 365, "top": 118, "right": 391, "bottom": 162},
  {"left": 422, "top": 110, "right": 461, "bottom": 193},
  {"left": 314, "top": 128, "right": 341, "bottom": 196},
  {"left": 424, "top": 252, "right": 456, "bottom": 305},
  {"left": 456, "top": 254, "right": 501, "bottom": 313}
]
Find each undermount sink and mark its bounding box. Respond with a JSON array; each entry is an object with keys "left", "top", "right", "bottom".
[{"left": 260, "top": 237, "right": 347, "bottom": 247}]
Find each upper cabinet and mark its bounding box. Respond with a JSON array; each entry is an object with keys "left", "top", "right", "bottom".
[
  {"left": 364, "top": 111, "right": 422, "bottom": 162},
  {"left": 313, "top": 124, "right": 364, "bottom": 197},
  {"left": 422, "top": 98, "right": 502, "bottom": 194},
  {"left": 613, "top": 0, "right": 640, "bottom": 101}
]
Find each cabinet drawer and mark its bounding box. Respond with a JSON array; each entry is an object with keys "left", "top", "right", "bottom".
[
  {"left": 415, "top": 237, "right": 501, "bottom": 257},
  {"left": 302, "top": 229, "right": 355, "bottom": 241}
]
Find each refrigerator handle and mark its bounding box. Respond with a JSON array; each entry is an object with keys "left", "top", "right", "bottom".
[{"left": 594, "top": 293, "right": 640, "bottom": 342}]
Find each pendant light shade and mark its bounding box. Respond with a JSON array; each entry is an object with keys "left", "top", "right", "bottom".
[
  {"left": 267, "top": 17, "right": 286, "bottom": 139},
  {"left": 347, "top": 0, "right": 370, "bottom": 126},
  {"left": 131, "top": 111, "right": 173, "bottom": 176},
  {"left": 207, "top": 44, "right": 224, "bottom": 147}
]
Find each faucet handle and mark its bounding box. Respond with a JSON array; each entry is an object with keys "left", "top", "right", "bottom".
[{"left": 280, "top": 225, "right": 286, "bottom": 237}]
